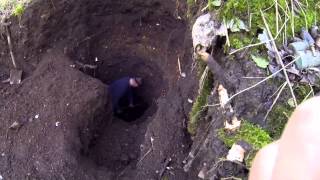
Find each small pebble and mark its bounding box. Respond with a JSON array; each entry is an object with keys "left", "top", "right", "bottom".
[
  {"left": 35, "top": 114, "right": 39, "bottom": 119},
  {"left": 1, "top": 153, "right": 5, "bottom": 157},
  {"left": 0, "top": 175, "right": 3, "bottom": 180},
  {"left": 55, "top": 122, "right": 60, "bottom": 127},
  {"left": 156, "top": 23, "right": 160, "bottom": 26},
  {"left": 187, "top": 98, "right": 193, "bottom": 104},
  {"left": 181, "top": 72, "right": 186, "bottom": 78}
]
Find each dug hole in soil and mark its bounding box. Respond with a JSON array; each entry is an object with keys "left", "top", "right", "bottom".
[{"left": 0, "top": 0, "right": 198, "bottom": 179}]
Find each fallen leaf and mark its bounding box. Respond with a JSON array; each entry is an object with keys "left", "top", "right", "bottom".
[
  {"left": 210, "top": 0, "right": 222, "bottom": 7},
  {"left": 226, "top": 18, "right": 249, "bottom": 32},
  {"left": 251, "top": 55, "right": 270, "bottom": 69}
]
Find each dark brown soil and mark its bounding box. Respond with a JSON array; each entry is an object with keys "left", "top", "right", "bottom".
[{"left": 0, "top": 0, "right": 198, "bottom": 179}]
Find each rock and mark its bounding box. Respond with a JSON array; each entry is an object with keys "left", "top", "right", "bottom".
[
  {"left": 192, "top": 13, "right": 223, "bottom": 50},
  {"left": 226, "top": 144, "right": 246, "bottom": 162},
  {"left": 198, "top": 170, "right": 206, "bottom": 179}
]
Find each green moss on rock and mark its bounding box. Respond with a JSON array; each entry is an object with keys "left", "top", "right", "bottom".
[{"left": 218, "top": 121, "right": 272, "bottom": 166}]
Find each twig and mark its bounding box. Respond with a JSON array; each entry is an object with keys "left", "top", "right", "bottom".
[
  {"left": 223, "top": 19, "right": 230, "bottom": 47},
  {"left": 264, "top": 81, "right": 287, "bottom": 121},
  {"left": 241, "top": 76, "right": 267, "bottom": 79},
  {"left": 275, "top": 0, "right": 279, "bottom": 33},
  {"left": 75, "top": 61, "right": 97, "bottom": 69},
  {"left": 137, "top": 137, "right": 154, "bottom": 166},
  {"left": 227, "top": 56, "right": 299, "bottom": 103},
  {"left": 290, "top": 0, "right": 295, "bottom": 37},
  {"left": 158, "top": 157, "right": 172, "bottom": 179},
  {"left": 198, "top": 66, "right": 209, "bottom": 94},
  {"left": 5, "top": 24, "right": 17, "bottom": 69},
  {"left": 221, "top": 176, "right": 242, "bottom": 180},
  {"left": 260, "top": 9, "right": 297, "bottom": 107},
  {"left": 201, "top": 4, "right": 209, "bottom": 12},
  {"left": 177, "top": 56, "right": 182, "bottom": 75}
]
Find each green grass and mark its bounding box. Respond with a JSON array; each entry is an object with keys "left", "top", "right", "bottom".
[
  {"left": 214, "top": 0, "right": 320, "bottom": 50},
  {"left": 0, "top": 0, "right": 29, "bottom": 16}
]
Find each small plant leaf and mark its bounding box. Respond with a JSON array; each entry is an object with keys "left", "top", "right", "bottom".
[
  {"left": 210, "top": 0, "right": 222, "bottom": 7},
  {"left": 251, "top": 55, "right": 269, "bottom": 69},
  {"left": 287, "top": 98, "right": 296, "bottom": 108}
]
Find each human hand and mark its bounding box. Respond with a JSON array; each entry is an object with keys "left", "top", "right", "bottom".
[{"left": 249, "top": 97, "right": 320, "bottom": 180}]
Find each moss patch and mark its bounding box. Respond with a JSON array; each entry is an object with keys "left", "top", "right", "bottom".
[
  {"left": 188, "top": 62, "right": 213, "bottom": 135},
  {"left": 266, "top": 84, "right": 313, "bottom": 139},
  {"left": 218, "top": 121, "right": 272, "bottom": 166}
]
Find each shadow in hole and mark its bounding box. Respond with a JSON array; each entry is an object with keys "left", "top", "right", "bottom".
[{"left": 115, "top": 93, "right": 149, "bottom": 122}]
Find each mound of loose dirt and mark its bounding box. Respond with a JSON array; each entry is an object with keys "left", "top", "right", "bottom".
[{"left": 0, "top": 50, "right": 112, "bottom": 179}]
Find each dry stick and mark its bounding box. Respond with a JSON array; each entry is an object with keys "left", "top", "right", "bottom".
[
  {"left": 226, "top": 57, "right": 299, "bottom": 104},
  {"left": 275, "top": 0, "right": 279, "bottom": 33},
  {"left": 137, "top": 137, "right": 154, "bottom": 166},
  {"left": 242, "top": 76, "right": 267, "bottom": 79},
  {"left": 290, "top": 0, "right": 295, "bottom": 37},
  {"left": 5, "top": 25, "right": 17, "bottom": 69},
  {"left": 198, "top": 66, "right": 209, "bottom": 94},
  {"left": 229, "top": 17, "right": 289, "bottom": 55},
  {"left": 264, "top": 81, "right": 288, "bottom": 121},
  {"left": 270, "top": 81, "right": 286, "bottom": 98},
  {"left": 295, "top": 0, "right": 308, "bottom": 28},
  {"left": 260, "top": 9, "right": 298, "bottom": 107},
  {"left": 177, "top": 56, "right": 182, "bottom": 75},
  {"left": 301, "top": 84, "right": 314, "bottom": 102}
]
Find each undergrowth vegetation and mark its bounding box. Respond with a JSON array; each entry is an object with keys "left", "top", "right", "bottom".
[
  {"left": 220, "top": 0, "right": 320, "bottom": 49},
  {"left": 186, "top": 0, "right": 318, "bottom": 168},
  {"left": 0, "top": 0, "right": 28, "bottom": 16}
]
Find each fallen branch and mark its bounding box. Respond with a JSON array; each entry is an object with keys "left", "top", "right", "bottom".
[{"left": 4, "top": 22, "right": 17, "bottom": 69}]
